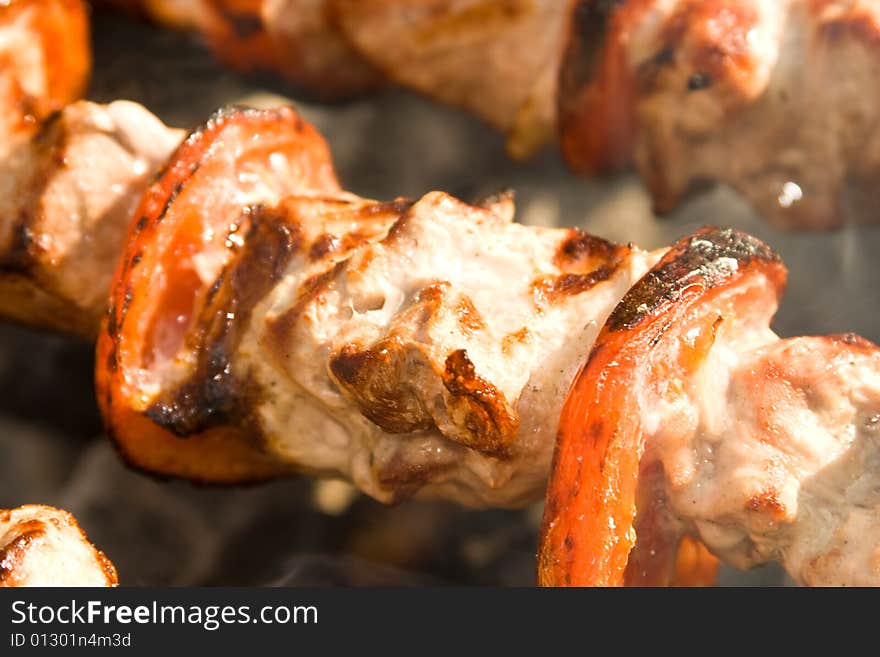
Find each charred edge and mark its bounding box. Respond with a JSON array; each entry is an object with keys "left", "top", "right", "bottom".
[
  {"left": 0, "top": 524, "right": 45, "bottom": 585},
  {"left": 329, "top": 341, "right": 435, "bottom": 434},
  {"left": 307, "top": 200, "right": 414, "bottom": 262},
  {"left": 190, "top": 104, "right": 303, "bottom": 146},
  {"left": 830, "top": 333, "right": 879, "bottom": 351},
  {"left": 645, "top": 1, "right": 758, "bottom": 94},
  {"left": 561, "top": 0, "right": 627, "bottom": 94},
  {"left": 555, "top": 229, "right": 625, "bottom": 271},
  {"left": 375, "top": 452, "right": 456, "bottom": 503},
  {"left": 217, "top": 7, "right": 264, "bottom": 39},
  {"left": 442, "top": 349, "right": 518, "bottom": 456},
  {"left": 380, "top": 199, "right": 423, "bottom": 244},
  {"left": 537, "top": 266, "right": 619, "bottom": 302},
  {"left": 266, "top": 262, "right": 342, "bottom": 361},
  {"left": 105, "top": 299, "right": 117, "bottom": 342},
  {"left": 473, "top": 188, "right": 515, "bottom": 209},
  {"left": 0, "top": 220, "right": 34, "bottom": 272},
  {"left": 121, "top": 284, "right": 133, "bottom": 316},
  {"left": 144, "top": 104, "right": 302, "bottom": 233},
  {"left": 309, "top": 233, "right": 340, "bottom": 261},
  {"left": 156, "top": 181, "right": 185, "bottom": 224},
  {"left": 606, "top": 227, "right": 781, "bottom": 331},
  {"left": 145, "top": 208, "right": 299, "bottom": 437},
  {"left": 0, "top": 114, "right": 70, "bottom": 272}
]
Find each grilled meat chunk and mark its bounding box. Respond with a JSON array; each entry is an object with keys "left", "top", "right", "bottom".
[{"left": 0, "top": 505, "right": 117, "bottom": 587}]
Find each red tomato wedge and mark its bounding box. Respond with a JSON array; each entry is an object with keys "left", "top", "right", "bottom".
[
  {"left": 199, "top": 0, "right": 278, "bottom": 75},
  {"left": 96, "top": 105, "right": 340, "bottom": 483},
  {"left": 539, "top": 226, "right": 787, "bottom": 586},
  {"left": 0, "top": 0, "right": 90, "bottom": 128},
  {"left": 558, "top": 0, "right": 650, "bottom": 175}
]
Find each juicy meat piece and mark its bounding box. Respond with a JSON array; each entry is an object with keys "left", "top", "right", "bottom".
[
  {"left": 251, "top": 192, "right": 654, "bottom": 505},
  {"left": 673, "top": 334, "right": 880, "bottom": 586},
  {"left": 0, "top": 0, "right": 90, "bottom": 149},
  {"left": 0, "top": 505, "right": 118, "bottom": 586},
  {"left": 0, "top": 101, "right": 183, "bottom": 336},
  {"left": 561, "top": 0, "right": 880, "bottom": 229},
  {"left": 334, "top": 0, "right": 572, "bottom": 157}
]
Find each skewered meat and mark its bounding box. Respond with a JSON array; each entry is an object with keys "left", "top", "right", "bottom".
[
  {"left": 539, "top": 227, "right": 880, "bottom": 586},
  {"left": 0, "top": 101, "right": 183, "bottom": 336},
  {"left": 100, "top": 0, "right": 880, "bottom": 229},
  {"left": 560, "top": 0, "right": 880, "bottom": 229},
  {"left": 0, "top": 505, "right": 118, "bottom": 586},
  {"left": 95, "top": 107, "right": 880, "bottom": 584},
  {"left": 97, "top": 104, "right": 660, "bottom": 503}
]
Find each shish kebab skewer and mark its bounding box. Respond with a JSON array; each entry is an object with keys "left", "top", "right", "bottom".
[
  {"left": 96, "top": 106, "right": 880, "bottom": 586},
  {"left": 94, "top": 0, "right": 880, "bottom": 229}
]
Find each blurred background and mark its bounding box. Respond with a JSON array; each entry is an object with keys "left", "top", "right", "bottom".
[{"left": 3, "top": 8, "right": 878, "bottom": 586}]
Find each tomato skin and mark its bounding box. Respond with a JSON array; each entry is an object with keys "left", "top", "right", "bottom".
[
  {"left": 0, "top": 0, "right": 90, "bottom": 128},
  {"left": 538, "top": 226, "right": 787, "bottom": 586},
  {"left": 558, "top": 0, "right": 654, "bottom": 175},
  {"left": 96, "top": 105, "right": 339, "bottom": 483}
]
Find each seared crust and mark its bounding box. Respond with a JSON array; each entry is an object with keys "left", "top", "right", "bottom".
[
  {"left": 145, "top": 206, "right": 300, "bottom": 436},
  {"left": 605, "top": 226, "right": 783, "bottom": 331},
  {"left": 0, "top": 505, "right": 118, "bottom": 587}
]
